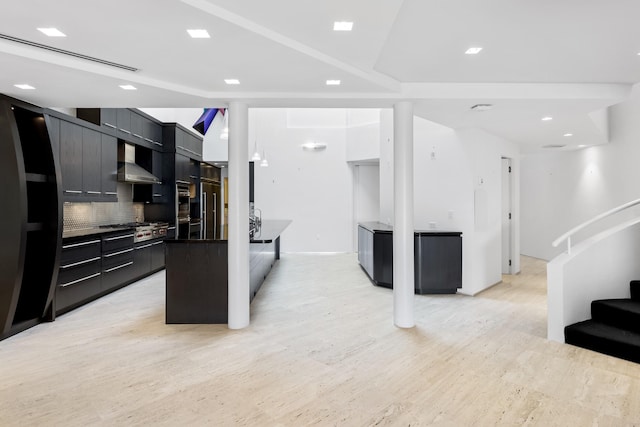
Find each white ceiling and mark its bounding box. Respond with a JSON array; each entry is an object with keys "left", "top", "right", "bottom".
[{"left": 0, "top": 0, "right": 637, "bottom": 152}]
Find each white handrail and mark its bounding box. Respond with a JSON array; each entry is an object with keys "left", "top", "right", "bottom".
[{"left": 552, "top": 197, "right": 640, "bottom": 254}]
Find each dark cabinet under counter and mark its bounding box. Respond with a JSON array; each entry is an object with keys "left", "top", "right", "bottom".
[{"left": 358, "top": 222, "right": 462, "bottom": 294}]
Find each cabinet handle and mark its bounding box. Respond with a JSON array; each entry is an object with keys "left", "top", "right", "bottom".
[
  {"left": 168, "top": 227, "right": 176, "bottom": 231},
  {"left": 151, "top": 241, "right": 164, "bottom": 246},
  {"left": 119, "top": 129, "right": 131, "bottom": 134},
  {"left": 177, "top": 145, "right": 187, "bottom": 151},
  {"left": 86, "top": 191, "right": 101, "bottom": 195},
  {"left": 60, "top": 256, "right": 101, "bottom": 269},
  {"left": 133, "top": 133, "right": 143, "bottom": 139},
  {"left": 152, "top": 141, "right": 162, "bottom": 146},
  {"left": 103, "top": 248, "right": 134, "bottom": 257},
  {"left": 60, "top": 272, "right": 101, "bottom": 287},
  {"left": 64, "top": 190, "right": 82, "bottom": 194},
  {"left": 104, "top": 192, "right": 117, "bottom": 195},
  {"left": 103, "top": 234, "right": 134, "bottom": 241},
  {"left": 135, "top": 243, "right": 153, "bottom": 250},
  {"left": 103, "top": 122, "right": 117, "bottom": 129},
  {"left": 144, "top": 137, "right": 154, "bottom": 143},
  {"left": 153, "top": 193, "right": 163, "bottom": 197},
  {"left": 104, "top": 262, "right": 133, "bottom": 273},
  {"left": 63, "top": 239, "right": 101, "bottom": 249}
]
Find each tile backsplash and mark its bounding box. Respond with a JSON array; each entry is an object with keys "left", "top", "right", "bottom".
[{"left": 63, "top": 183, "right": 145, "bottom": 231}]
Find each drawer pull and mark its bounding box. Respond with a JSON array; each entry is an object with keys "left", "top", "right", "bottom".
[
  {"left": 133, "top": 133, "right": 143, "bottom": 139},
  {"left": 104, "top": 262, "right": 133, "bottom": 273},
  {"left": 63, "top": 239, "right": 101, "bottom": 249},
  {"left": 103, "top": 122, "right": 117, "bottom": 129},
  {"left": 60, "top": 272, "right": 101, "bottom": 287},
  {"left": 104, "top": 192, "right": 117, "bottom": 195},
  {"left": 152, "top": 141, "right": 163, "bottom": 146},
  {"left": 60, "top": 256, "right": 101, "bottom": 269},
  {"left": 103, "top": 248, "right": 134, "bottom": 257},
  {"left": 64, "top": 190, "right": 82, "bottom": 194},
  {"left": 119, "top": 129, "right": 131, "bottom": 134},
  {"left": 86, "top": 191, "right": 101, "bottom": 195},
  {"left": 135, "top": 243, "right": 154, "bottom": 250},
  {"left": 151, "top": 241, "right": 164, "bottom": 246},
  {"left": 104, "top": 234, "right": 134, "bottom": 242}
]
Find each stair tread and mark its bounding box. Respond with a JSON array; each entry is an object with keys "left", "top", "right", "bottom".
[
  {"left": 566, "top": 320, "right": 640, "bottom": 346},
  {"left": 593, "top": 298, "right": 640, "bottom": 314}
]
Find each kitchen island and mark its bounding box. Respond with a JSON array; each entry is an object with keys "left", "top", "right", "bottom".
[
  {"left": 358, "top": 222, "right": 462, "bottom": 294},
  {"left": 164, "top": 220, "right": 291, "bottom": 324}
]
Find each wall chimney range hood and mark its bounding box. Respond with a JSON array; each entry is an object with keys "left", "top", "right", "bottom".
[{"left": 117, "top": 143, "right": 160, "bottom": 184}]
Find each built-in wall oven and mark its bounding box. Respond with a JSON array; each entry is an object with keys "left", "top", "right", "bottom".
[{"left": 176, "top": 183, "right": 190, "bottom": 239}]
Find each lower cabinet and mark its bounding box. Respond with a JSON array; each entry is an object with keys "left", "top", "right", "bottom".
[
  {"left": 150, "top": 240, "right": 165, "bottom": 271},
  {"left": 57, "top": 231, "right": 167, "bottom": 315},
  {"left": 56, "top": 237, "right": 102, "bottom": 313}
]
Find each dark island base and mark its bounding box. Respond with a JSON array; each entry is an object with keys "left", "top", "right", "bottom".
[
  {"left": 165, "top": 220, "right": 290, "bottom": 324},
  {"left": 358, "top": 222, "right": 462, "bottom": 294}
]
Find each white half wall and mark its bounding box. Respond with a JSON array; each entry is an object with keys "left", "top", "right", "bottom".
[
  {"left": 521, "top": 85, "right": 640, "bottom": 261},
  {"left": 380, "top": 110, "right": 521, "bottom": 295}
]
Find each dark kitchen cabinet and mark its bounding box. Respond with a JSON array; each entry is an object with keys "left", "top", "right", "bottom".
[
  {"left": 116, "top": 109, "right": 131, "bottom": 137},
  {"left": 357, "top": 222, "right": 462, "bottom": 294},
  {"left": 175, "top": 153, "right": 191, "bottom": 184},
  {"left": 46, "top": 116, "right": 60, "bottom": 163},
  {"left": 151, "top": 150, "right": 168, "bottom": 203},
  {"left": 165, "top": 124, "right": 203, "bottom": 161},
  {"left": 59, "top": 119, "right": 84, "bottom": 200},
  {"left": 101, "top": 134, "right": 118, "bottom": 201},
  {"left": 130, "top": 111, "right": 144, "bottom": 141},
  {"left": 101, "top": 230, "right": 136, "bottom": 292},
  {"left": 143, "top": 119, "right": 163, "bottom": 149},
  {"left": 1, "top": 99, "right": 61, "bottom": 341},
  {"left": 82, "top": 128, "right": 102, "bottom": 200},
  {"left": 133, "top": 242, "right": 152, "bottom": 279},
  {"left": 56, "top": 236, "right": 102, "bottom": 314},
  {"left": 150, "top": 240, "right": 165, "bottom": 271}
]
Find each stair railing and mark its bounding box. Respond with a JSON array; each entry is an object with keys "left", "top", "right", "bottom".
[{"left": 552, "top": 198, "right": 640, "bottom": 254}]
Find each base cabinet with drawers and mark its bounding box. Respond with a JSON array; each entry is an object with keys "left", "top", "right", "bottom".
[{"left": 56, "top": 230, "right": 167, "bottom": 315}]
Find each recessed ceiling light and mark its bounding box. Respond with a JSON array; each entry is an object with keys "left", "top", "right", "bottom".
[
  {"left": 326, "top": 80, "right": 341, "bottom": 86},
  {"left": 541, "top": 116, "right": 553, "bottom": 121},
  {"left": 224, "top": 79, "right": 240, "bottom": 85},
  {"left": 187, "top": 29, "right": 210, "bottom": 38},
  {"left": 37, "top": 27, "right": 66, "bottom": 37},
  {"left": 564, "top": 133, "right": 573, "bottom": 137},
  {"left": 465, "top": 47, "right": 483, "bottom": 55},
  {"left": 14, "top": 84, "right": 35, "bottom": 90},
  {"left": 578, "top": 145, "right": 587, "bottom": 148},
  {"left": 119, "top": 84, "right": 137, "bottom": 90},
  {"left": 470, "top": 103, "right": 492, "bottom": 111},
  {"left": 333, "top": 21, "right": 353, "bottom": 31}
]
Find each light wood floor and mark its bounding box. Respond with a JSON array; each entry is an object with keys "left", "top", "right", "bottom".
[{"left": 1, "top": 255, "right": 639, "bottom": 426}]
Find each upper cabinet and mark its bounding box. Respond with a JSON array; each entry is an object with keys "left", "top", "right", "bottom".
[
  {"left": 49, "top": 116, "right": 118, "bottom": 202},
  {"left": 77, "top": 108, "right": 163, "bottom": 150},
  {"left": 164, "top": 124, "right": 202, "bottom": 161}
]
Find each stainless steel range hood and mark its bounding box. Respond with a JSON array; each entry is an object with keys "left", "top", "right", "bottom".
[{"left": 117, "top": 143, "right": 161, "bottom": 184}]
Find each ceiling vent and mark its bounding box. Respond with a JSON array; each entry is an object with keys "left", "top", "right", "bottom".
[
  {"left": 0, "top": 33, "right": 139, "bottom": 72},
  {"left": 470, "top": 104, "right": 493, "bottom": 111},
  {"left": 542, "top": 144, "right": 566, "bottom": 149}
]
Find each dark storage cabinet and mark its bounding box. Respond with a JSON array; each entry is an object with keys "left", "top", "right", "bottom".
[
  {"left": 56, "top": 237, "right": 102, "bottom": 313},
  {"left": 0, "top": 97, "right": 61, "bottom": 341},
  {"left": 357, "top": 223, "right": 462, "bottom": 294}
]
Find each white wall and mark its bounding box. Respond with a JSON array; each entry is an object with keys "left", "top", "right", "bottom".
[
  {"left": 521, "top": 85, "right": 640, "bottom": 261},
  {"left": 379, "top": 110, "right": 521, "bottom": 295},
  {"left": 252, "top": 108, "right": 354, "bottom": 253}
]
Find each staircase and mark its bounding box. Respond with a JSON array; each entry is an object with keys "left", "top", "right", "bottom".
[{"left": 565, "top": 281, "right": 640, "bottom": 363}]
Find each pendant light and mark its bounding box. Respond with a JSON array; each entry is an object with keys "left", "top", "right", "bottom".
[{"left": 260, "top": 150, "right": 268, "bottom": 167}]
